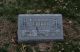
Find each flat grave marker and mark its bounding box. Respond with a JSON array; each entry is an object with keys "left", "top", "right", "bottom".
[{"left": 18, "top": 14, "right": 64, "bottom": 43}]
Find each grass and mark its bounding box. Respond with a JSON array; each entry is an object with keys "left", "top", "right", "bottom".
[
  {"left": 0, "top": 0, "right": 80, "bottom": 52},
  {"left": 0, "top": 48, "right": 8, "bottom": 52}
]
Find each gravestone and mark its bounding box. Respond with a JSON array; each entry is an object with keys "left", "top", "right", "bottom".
[{"left": 18, "top": 14, "right": 63, "bottom": 43}]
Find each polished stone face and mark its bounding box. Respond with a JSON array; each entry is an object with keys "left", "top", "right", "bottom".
[{"left": 18, "top": 14, "right": 63, "bottom": 43}]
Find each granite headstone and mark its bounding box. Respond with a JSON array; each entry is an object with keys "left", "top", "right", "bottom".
[{"left": 18, "top": 14, "right": 63, "bottom": 43}]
